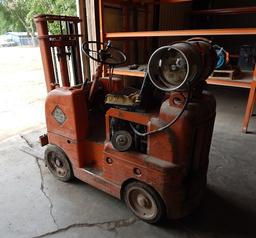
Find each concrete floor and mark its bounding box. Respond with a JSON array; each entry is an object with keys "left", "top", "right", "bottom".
[{"left": 0, "top": 85, "right": 256, "bottom": 238}]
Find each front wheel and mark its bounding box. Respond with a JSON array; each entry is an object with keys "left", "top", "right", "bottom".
[
  {"left": 44, "top": 144, "right": 74, "bottom": 182},
  {"left": 124, "top": 181, "right": 166, "bottom": 223}
]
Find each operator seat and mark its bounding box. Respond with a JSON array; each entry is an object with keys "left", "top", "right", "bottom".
[{"left": 105, "top": 74, "right": 163, "bottom": 111}]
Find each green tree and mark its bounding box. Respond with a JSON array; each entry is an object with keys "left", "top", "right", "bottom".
[
  {"left": 0, "top": 0, "right": 76, "bottom": 35},
  {"left": 0, "top": 1, "right": 27, "bottom": 34}
]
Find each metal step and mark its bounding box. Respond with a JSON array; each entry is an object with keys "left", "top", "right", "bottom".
[{"left": 83, "top": 167, "right": 103, "bottom": 176}]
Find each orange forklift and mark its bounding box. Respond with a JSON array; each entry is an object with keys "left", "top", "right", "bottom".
[{"left": 35, "top": 15, "right": 217, "bottom": 223}]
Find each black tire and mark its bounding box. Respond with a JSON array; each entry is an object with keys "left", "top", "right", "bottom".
[
  {"left": 44, "top": 144, "right": 74, "bottom": 182},
  {"left": 124, "top": 181, "right": 166, "bottom": 223}
]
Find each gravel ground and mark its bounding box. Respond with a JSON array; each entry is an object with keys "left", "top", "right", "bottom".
[{"left": 0, "top": 46, "right": 47, "bottom": 142}]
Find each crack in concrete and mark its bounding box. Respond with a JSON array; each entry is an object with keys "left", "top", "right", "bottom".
[
  {"left": 20, "top": 134, "right": 34, "bottom": 148},
  {"left": 19, "top": 146, "right": 44, "bottom": 161},
  {"left": 32, "top": 217, "right": 137, "bottom": 238},
  {"left": 19, "top": 134, "right": 59, "bottom": 229},
  {"left": 34, "top": 157, "right": 59, "bottom": 229},
  {"left": 19, "top": 134, "right": 138, "bottom": 237}
]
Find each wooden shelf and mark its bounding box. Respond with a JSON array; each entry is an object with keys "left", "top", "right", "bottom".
[
  {"left": 145, "top": 0, "right": 192, "bottom": 4},
  {"left": 104, "top": 0, "right": 191, "bottom": 5},
  {"left": 114, "top": 66, "right": 146, "bottom": 77},
  {"left": 193, "top": 6, "right": 256, "bottom": 16},
  {"left": 207, "top": 77, "right": 251, "bottom": 88},
  {"left": 106, "top": 28, "right": 256, "bottom": 38},
  {"left": 113, "top": 66, "right": 252, "bottom": 89}
]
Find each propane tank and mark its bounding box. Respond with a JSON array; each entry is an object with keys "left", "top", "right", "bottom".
[{"left": 147, "top": 38, "right": 216, "bottom": 91}]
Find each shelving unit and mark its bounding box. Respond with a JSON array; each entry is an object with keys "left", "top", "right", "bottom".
[
  {"left": 106, "top": 28, "right": 256, "bottom": 38},
  {"left": 113, "top": 65, "right": 252, "bottom": 88},
  {"left": 98, "top": 0, "right": 256, "bottom": 132}
]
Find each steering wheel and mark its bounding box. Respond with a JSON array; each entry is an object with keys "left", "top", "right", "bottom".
[{"left": 82, "top": 41, "right": 127, "bottom": 66}]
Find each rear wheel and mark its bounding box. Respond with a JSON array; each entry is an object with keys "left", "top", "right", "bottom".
[
  {"left": 124, "top": 181, "right": 166, "bottom": 223},
  {"left": 44, "top": 144, "right": 74, "bottom": 182}
]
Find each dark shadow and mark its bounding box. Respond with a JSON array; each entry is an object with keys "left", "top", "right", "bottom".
[
  {"left": 160, "top": 187, "right": 256, "bottom": 238},
  {"left": 71, "top": 177, "right": 84, "bottom": 184},
  {"left": 245, "top": 131, "right": 256, "bottom": 135}
]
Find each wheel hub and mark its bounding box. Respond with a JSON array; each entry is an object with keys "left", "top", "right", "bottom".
[
  {"left": 126, "top": 186, "right": 158, "bottom": 221},
  {"left": 45, "top": 145, "right": 73, "bottom": 182},
  {"left": 116, "top": 135, "right": 128, "bottom": 146},
  {"left": 137, "top": 194, "right": 150, "bottom": 208},
  {"left": 111, "top": 130, "right": 132, "bottom": 151},
  {"left": 55, "top": 158, "right": 62, "bottom": 167},
  {"left": 48, "top": 152, "right": 67, "bottom": 178}
]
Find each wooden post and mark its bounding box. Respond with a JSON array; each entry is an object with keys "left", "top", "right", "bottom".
[
  {"left": 98, "top": 0, "right": 108, "bottom": 76},
  {"left": 143, "top": 4, "right": 149, "bottom": 62},
  {"left": 123, "top": 4, "right": 130, "bottom": 62},
  {"left": 132, "top": 5, "right": 138, "bottom": 63},
  {"left": 242, "top": 66, "right": 256, "bottom": 133},
  {"left": 77, "top": 0, "right": 89, "bottom": 81},
  {"left": 99, "top": 0, "right": 105, "bottom": 44},
  {"left": 85, "top": 0, "right": 99, "bottom": 79}
]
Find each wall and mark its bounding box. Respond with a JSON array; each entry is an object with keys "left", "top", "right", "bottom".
[
  {"left": 103, "top": 3, "right": 154, "bottom": 64},
  {"left": 193, "top": 0, "right": 256, "bottom": 55},
  {"left": 99, "top": 0, "right": 256, "bottom": 66},
  {"left": 158, "top": 2, "right": 192, "bottom": 46}
]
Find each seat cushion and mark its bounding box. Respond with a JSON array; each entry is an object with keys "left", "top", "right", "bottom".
[{"left": 105, "top": 87, "right": 140, "bottom": 107}]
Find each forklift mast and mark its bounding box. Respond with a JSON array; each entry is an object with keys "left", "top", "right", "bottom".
[{"left": 34, "top": 15, "right": 83, "bottom": 92}]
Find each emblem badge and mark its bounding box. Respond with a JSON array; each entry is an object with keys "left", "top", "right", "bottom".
[{"left": 52, "top": 106, "right": 66, "bottom": 124}]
